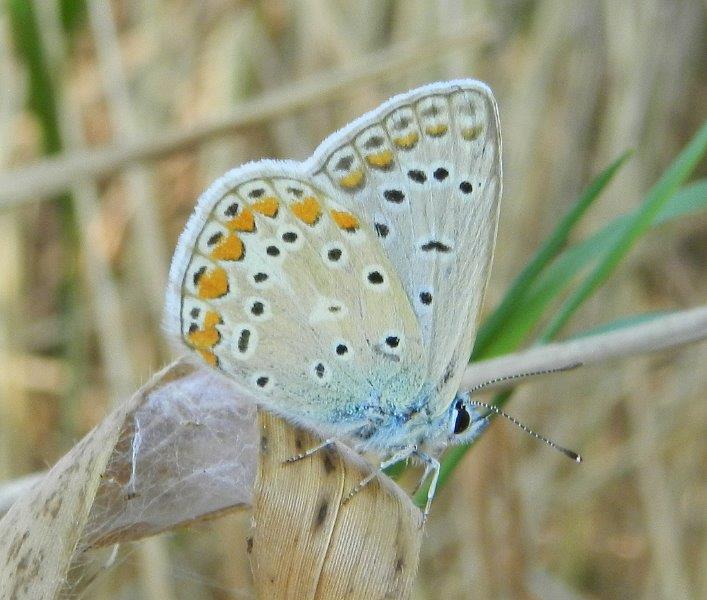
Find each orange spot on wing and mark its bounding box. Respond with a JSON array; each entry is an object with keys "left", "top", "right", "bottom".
[
  {"left": 365, "top": 150, "right": 393, "bottom": 169},
  {"left": 188, "top": 310, "right": 222, "bottom": 358},
  {"left": 211, "top": 234, "right": 244, "bottom": 261},
  {"left": 203, "top": 310, "right": 221, "bottom": 329},
  {"left": 393, "top": 132, "right": 418, "bottom": 149},
  {"left": 197, "top": 267, "right": 229, "bottom": 299},
  {"left": 425, "top": 124, "right": 448, "bottom": 137},
  {"left": 252, "top": 196, "right": 279, "bottom": 218},
  {"left": 291, "top": 196, "right": 322, "bottom": 225},
  {"left": 198, "top": 349, "right": 219, "bottom": 367},
  {"left": 338, "top": 169, "right": 364, "bottom": 190},
  {"left": 189, "top": 326, "right": 220, "bottom": 349},
  {"left": 226, "top": 208, "right": 255, "bottom": 232},
  {"left": 462, "top": 125, "right": 483, "bottom": 140},
  {"left": 330, "top": 210, "right": 360, "bottom": 232}
]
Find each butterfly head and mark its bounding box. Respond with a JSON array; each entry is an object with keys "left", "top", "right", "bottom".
[
  {"left": 378, "top": 389, "right": 491, "bottom": 454},
  {"left": 349, "top": 385, "right": 489, "bottom": 455},
  {"left": 443, "top": 391, "right": 490, "bottom": 447}
]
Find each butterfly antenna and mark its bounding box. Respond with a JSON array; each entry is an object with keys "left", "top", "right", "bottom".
[
  {"left": 469, "top": 363, "right": 582, "bottom": 394},
  {"left": 468, "top": 399, "right": 582, "bottom": 463}
]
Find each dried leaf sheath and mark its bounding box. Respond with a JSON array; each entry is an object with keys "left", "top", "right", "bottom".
[
  {"left": 250, "top": 410, "right": 422, "bottom": 599},
  {"left": 0, "top": 360, "right": 256, "bottom": 599}
]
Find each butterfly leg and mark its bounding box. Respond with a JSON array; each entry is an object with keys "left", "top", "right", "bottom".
[
  {"left": 410, "top": 460, "right": 434, "bottom": 496},
  {"left": 283, "top": 438, "right": 335, "bottom": 464},
  {"left": 414, "top": 451, "right": 440, "bottom": 523},
  {"left": 342, "top": 447, "right": 415, "bottom": 504}
]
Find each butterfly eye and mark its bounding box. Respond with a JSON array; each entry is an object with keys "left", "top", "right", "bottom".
[{"left": 453, "top": 401, "right": 471, "bottom": 435}]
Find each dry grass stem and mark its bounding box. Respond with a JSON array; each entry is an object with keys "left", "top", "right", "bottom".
[
  {"left": 462, "top": 306, "right": 707, "bottom": 391},
  {"left": 0, "top": 26, "right": 490, "bottom": 207},
  {"left": 86, "top": 0, "right": 170, "bottom": 332}
]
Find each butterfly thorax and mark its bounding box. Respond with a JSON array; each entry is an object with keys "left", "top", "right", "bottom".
[{"left": 340, "top": 379, "right": 456, "bottom": 454}]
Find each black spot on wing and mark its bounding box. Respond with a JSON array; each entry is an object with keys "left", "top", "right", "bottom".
[
  {"left": 421, "top": 241, "right": 452, "bottom": 253},
  {"left": 393, "top": 117, "right": 410, "bottom": 130},
  {"left": 207, "top": 231, "right": 223, "bottom": 246},
  {"left": 385, "top": 336, "right": 400, "bottom": 348},
  {"left": 237, "top": 329, "right": 251, "bottom": 353},
  {"left": 459, "top": 181, "right": 473, "bottom": 194},
  {"left": 334, "top": 156, "right": 355, "bottom": 171},
  {"left": 433, "top": 167, "right": 448, "bottom": 181},
  {"left": 374, "top": 223, "right": 389, "bottom": 238},
  {"left": 367, "top": 270, "right": 384, "bottom": 284},
  {"left": 192, "top": 266, "right": 206, "bottom": 286},
  {"left": 407, "top": 170, "right": 426, "bottom": 184},
  {"left": 364, "top": 135, "right": 384, "bottom": 149},
  {"left": 384, "top": 189, "right": 405, "bottom": 203}
]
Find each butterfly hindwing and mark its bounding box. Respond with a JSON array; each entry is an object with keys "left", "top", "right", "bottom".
[{"left": 165, "top": 166, "right": 425, "bottom": 433}]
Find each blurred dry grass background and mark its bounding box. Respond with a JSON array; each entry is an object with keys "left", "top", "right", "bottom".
[{"left": 0, "top": 1, "right": 705, "bottom": 598}]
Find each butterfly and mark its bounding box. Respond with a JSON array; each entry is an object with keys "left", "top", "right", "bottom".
[{"left": 165, "top": 80, "right": 502, "bottom": 518}]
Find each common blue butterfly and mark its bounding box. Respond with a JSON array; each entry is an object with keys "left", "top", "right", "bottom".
[{"left": 165, "top": 80, "right": 502, "bottom": 517}]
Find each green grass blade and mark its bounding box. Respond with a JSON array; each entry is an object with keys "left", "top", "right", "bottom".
[
  {"left": 652, "top": 179, "right": 707, "bottom": 221},
  {"left": 473, "top": 151, "right": 632, "bottom": 359},
  {"left": 481, "top": 178, "right": 707, "bottom": 357},
  {"left": 8, "top": 0, "right": 62, "bottom": 154},
  {"left": 541, "top": 120, "right": 707, "bottom": 341},
  {"left": 530, "top": 179, "right": 707, "bottom": 304}
]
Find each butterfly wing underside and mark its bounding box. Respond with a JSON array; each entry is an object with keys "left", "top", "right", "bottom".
[
  {"left": 165, "top": 165, "right": 426, "bottom": 434},
  {"left": 165, "top": 79, "right": 501, "bottom": 433},
  {"left": 310, "top": 80, "right": 502, "bottom": 412}
]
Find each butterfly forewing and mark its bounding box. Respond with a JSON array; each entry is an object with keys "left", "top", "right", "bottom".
[{"left": 311, "top": 81, "right": 501, "bottom": 413}]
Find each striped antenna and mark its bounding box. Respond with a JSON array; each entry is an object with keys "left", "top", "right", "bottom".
[
  {"left": 469, "top": 363, "right": 582, "bottom": 393},
  {"left": 468, "top": 399, "right": 582, "bottom": 463}
]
